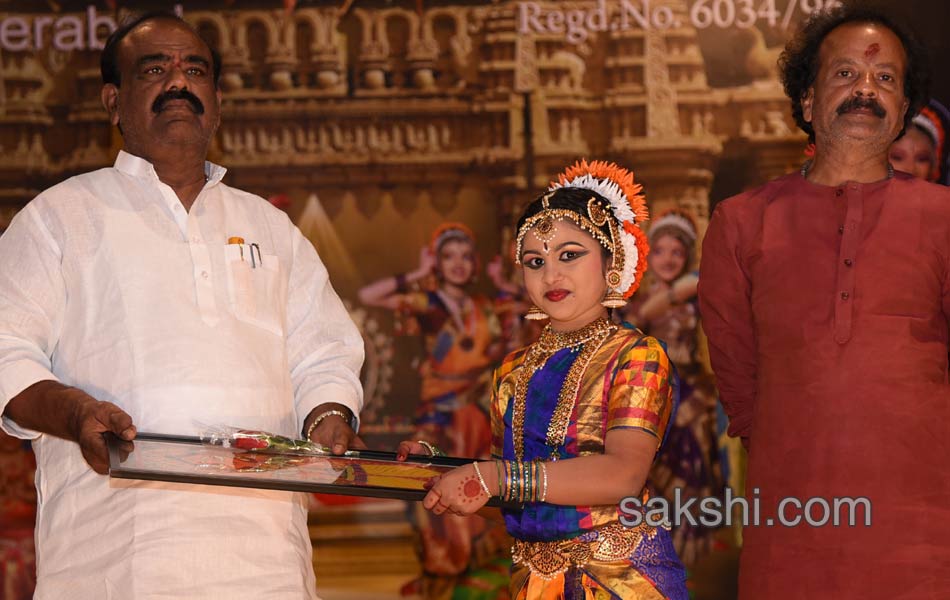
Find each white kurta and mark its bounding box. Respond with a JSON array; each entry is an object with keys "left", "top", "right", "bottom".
[{"left": 0, "top": 151, "right": 364, "bottom": 599}]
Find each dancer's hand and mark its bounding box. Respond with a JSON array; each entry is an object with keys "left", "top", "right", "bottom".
[
  {"left": 670, "top": 273, "right": 699, "bottom": 303},
  {"left": 423, "top": 464, "right": 491, "bottom": 516},
  {"left": 416, "top": 247, "right": 437, "bottom": 276},
  {"left": 395, "top": 440, "right": 433, "bottom": 461}
]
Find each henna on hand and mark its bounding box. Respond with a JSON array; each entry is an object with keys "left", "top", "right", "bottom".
[{"left": 457, "top": 474, "right": 486, "bottom": 506}]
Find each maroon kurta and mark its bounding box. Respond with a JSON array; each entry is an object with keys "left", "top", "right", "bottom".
[{"left": 699, "top": 171, "right": 950, "bottom": 599}]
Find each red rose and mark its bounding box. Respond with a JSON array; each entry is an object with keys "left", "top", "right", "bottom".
[{"left": 233, "top": 435, "right": 269, "bottom": 450}]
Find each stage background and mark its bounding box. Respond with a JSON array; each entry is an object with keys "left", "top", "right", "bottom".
[{"left": 0, "top": 1, "right": 947, "bottom": 598}]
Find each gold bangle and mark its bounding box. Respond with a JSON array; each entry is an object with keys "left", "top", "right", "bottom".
[
  {"left": 305, "top": 409, "right": 348, "bottom": 440},
  {"left": 472, "top": 462, "right": 491, "bottom": 497},
  {"left": 497, "top": 460, "right": 511, "bottom": 500}
]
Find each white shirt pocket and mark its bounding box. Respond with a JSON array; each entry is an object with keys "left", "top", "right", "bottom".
[{"left": 224, "top": 243, "right": 285, "bottom": 336}]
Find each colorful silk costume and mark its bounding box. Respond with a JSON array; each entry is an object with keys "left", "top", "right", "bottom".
[
  {"left": 400, "top": 291, "right": 501, "bottom": 437},
  {"left": 490, "top": 321, "right": 688, "bottom": 600},
  {"left": 398, "top": 290, "right": 509, "bottom": 598}
]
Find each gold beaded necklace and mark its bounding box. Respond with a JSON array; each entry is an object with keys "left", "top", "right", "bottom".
[{"left": 512, "top": 317, "right": 616, "bottom": 461}]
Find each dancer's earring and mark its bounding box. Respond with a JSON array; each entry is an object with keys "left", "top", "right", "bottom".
[
  {"left": 525, "top": 305, "right": 549, "bottom": 320},
  {"left": 601, "top": 290, "right": 626, "bottom": 308},
  {"left": 602, "top": 270, "right": 626, "bottom": 308}
]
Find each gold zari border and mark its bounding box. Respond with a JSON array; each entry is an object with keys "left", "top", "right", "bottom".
[{"left": 511, "top": 522, "right": 654, "bottom": 580}]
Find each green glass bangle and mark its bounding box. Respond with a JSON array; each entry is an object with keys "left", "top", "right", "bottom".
[
  {"left": 503, "top": 460, "right": 512, "bottom": 502},
  {"left": 496, "top": 460, "right": 505, "bottom": 502},
  {"left": 511, "top": 461, "right": 519, "bottom": 504},
  {"left": 525, "top": 461, "right": 532, "bottom": 503}
]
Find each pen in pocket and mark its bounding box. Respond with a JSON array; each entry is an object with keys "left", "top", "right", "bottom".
[
  {"left": 228, "top": 236, "right": 245, "bottom": 261},
  {"left": 228, "top": 237, "right": 264, "bottom": 269}
]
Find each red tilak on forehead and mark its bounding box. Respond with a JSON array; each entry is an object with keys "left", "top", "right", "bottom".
[{"left": 865, "top": 43, "right": 880, "bottom": 58}]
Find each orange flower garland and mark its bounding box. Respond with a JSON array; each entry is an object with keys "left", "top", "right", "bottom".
[{"left": 624, "top": 222, "right": 650, "bottom": 299}]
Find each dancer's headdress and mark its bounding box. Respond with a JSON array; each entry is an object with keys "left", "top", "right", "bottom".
[
  {"left": 648, "top": 208, "right": 698, "bottom": 245},
  {"left": 515, "top": 159, "right": 650, "bottom": 306},
  {"left": 913, "top": 99, "right": 950, "bottom": 185},
  {"left": 430, "top": 222, "right": 476, "bottom": 253}
]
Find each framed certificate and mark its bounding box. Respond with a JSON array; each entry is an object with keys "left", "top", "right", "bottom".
[{"left": 108, "top": 432, "right": 508, "bottom": 507}]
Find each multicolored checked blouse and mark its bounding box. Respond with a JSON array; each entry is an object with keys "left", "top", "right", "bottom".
[{"left": 490, "top": 321, "right": 688, "bottom": 599}]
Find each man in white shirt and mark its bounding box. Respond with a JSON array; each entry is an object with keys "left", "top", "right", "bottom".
[{"left": 0, "top": 11, "right": 364, "bottom": 599}]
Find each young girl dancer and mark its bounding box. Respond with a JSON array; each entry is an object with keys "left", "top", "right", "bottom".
[{"left": 400, "top": 160, "right": 688, "bottom": 599}]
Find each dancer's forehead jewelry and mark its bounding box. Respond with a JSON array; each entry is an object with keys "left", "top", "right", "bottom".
[{"left": 531, "top": 193, "right": 558, "bottom": 255}]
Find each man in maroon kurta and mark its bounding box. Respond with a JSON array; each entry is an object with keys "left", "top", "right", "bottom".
[{"left": 700, "top": 7, "right": 950, "bottom": 599}]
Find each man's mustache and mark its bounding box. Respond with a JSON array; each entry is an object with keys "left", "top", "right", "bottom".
[
  {"left": 836, "top": 96, "right": 886, "bottom": 118},
  {"left": 152, "top": 89, "right": 204, "bottom": 115}
]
